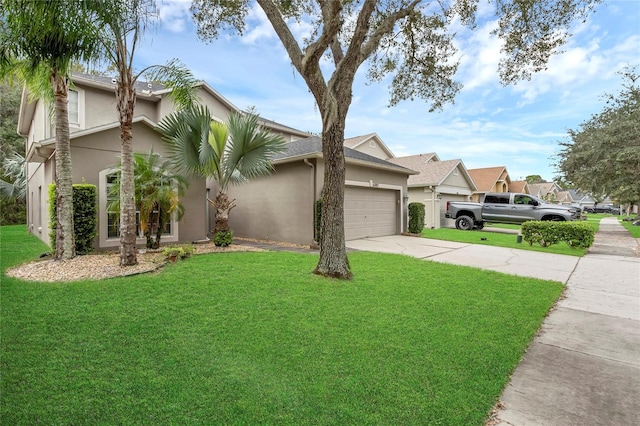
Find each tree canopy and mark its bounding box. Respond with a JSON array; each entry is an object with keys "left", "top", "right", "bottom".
[
  {"left": 556, "top": 67, "right": 640, "bottom": 205},
  {"left": 191, "top": 0, "right": 602, "bottom": 279}
]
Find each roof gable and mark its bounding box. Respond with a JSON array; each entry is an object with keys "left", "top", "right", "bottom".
[
  {"left": 468, "top": 166, "right": 511, "bottom": 192},
  {"left": 344, "top": 133, "right": 396, "bottom": 159},
  {"left": 389, "top": 156, "right": 476, "bottom": 189}
]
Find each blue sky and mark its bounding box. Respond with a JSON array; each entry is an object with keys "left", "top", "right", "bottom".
[{"left": 135, "top": 0, "right": 640, "bottom": 182}]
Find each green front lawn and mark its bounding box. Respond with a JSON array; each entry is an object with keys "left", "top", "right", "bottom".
[
  {"left": 421, "top": 227, "right": 589, "bottom": 256},
  {"left": 619, "top": 217, "right": 640, "bottom": 238},
  {"left": 1, "top": 225, "right": 563, "bottom": 425}
]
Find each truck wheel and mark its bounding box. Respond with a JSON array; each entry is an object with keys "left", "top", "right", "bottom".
[{"left": 455, "top": 215, "right": 474, "bottom": 230}]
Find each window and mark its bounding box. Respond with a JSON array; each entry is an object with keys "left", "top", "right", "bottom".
[
  {"left": 68, "top": 89, "right": 79, "bottom": 125},
  {"left": 484, "top": 194, "right": 509, "bottom": 204},
  {"left": 369, "top": 141, "right": 377, "bottom": 148},
  {"left": 105, "top": 172, "right": 172, "bottom": 239}
]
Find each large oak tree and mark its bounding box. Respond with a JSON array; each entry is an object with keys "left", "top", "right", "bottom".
[
  {"left": 191, "top": 0, "right": 601, "bottom": 279},
  {"left": 556, "top": 67, "right": 640, "bottom": 209}
]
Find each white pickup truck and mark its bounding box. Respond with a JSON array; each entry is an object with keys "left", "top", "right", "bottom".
[{"left": 445, "top": 192, "right": 582, "bottom": 230}]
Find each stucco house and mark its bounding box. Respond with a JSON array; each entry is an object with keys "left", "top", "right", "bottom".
[
  {"left": 388, "top": 154, "right": 477, "bottom": 229},
  {"left": 19, "top": 73, "right": 309, "bottom": 250},
  {"left": 20, "top": 73, "right": 419, "bottom": 249},
  {"left": 528, "top": 182, "right": 563, "bottom": 202},
  {"left": 227, "top": 137, "right": 416, "bottom": 245},
  {"left": 468, "top": 166, "right": 511, "bottom": 202}
]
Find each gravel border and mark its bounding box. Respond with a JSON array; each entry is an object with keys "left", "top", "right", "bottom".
[{"left": 5, "top": 243, "right": 264, "bottom": 283}]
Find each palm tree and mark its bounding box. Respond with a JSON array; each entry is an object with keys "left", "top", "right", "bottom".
[
  {"left": 0, "top": 152, "right": 26, "bottom": 202},
  {"left": 87, "top": 0, "right": 198, "bottom": 266},
  {"left": 107, "top": 150, "right": 187, "bottom": 249},
  {"left": 157, "top": 106, "right": 286, "bottom": 235},
  {"left": 1, "top": 0, "right": 102, "bottom": 259}
]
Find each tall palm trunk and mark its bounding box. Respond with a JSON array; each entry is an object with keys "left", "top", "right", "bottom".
[
  {"left": 116, "top": 77, "right": 138, "bottom": 266},
  {"left": 51, "top": 71, "right": 75, "bottom": 260},
  {"left": 208, "top": 191, "right": 235, "bottom": 234}
]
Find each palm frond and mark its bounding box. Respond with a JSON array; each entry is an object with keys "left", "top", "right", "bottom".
[{"left": 225, "top": 112, "right": 287, "bottom": 185}]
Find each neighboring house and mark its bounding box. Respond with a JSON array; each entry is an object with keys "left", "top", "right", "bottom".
[
  {"left": 388, "top": 155, "right": 476, "bottom": 229},
  {"left": 554, "top": 190, "right": 575, "bottom": 205},
  {"left": 227, "top": 137, "right": 417, "bottom": 245},
  {"left": 343, "top": 133, "right": 396, "bottom": 160},
  {"left": 567, "top": 190, "right": 596, "bottom": 209},
  {"left": 528, "top": 182, "right": 563, "bottom": 202},
  {"left": 509, "top": 180, "right": 530, "bottom": 194},
  {"left": 19, "top": 73, "right": 309, "bottom": 250},
  {"left": 468, "top": 166, "right": 511, "bottom": 202}
]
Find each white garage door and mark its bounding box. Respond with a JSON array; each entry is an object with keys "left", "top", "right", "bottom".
[{"left": 344, "top": 186, "right": 398, "bottom": 240}]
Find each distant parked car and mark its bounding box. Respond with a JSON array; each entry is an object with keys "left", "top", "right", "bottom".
[{"left": 584, "top": 205, "right": 620, "bottom": 214}]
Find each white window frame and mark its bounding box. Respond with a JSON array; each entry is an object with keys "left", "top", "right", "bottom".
[
  {"left": 67, "top": 87, "right": 85, "bottom": 129},
  {"left": 98, "top": 168, "right": 179, "bottom": 248}
]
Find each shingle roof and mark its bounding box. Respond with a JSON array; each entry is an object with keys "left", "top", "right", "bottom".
[
  {"left": 528, "top": 182, "right": 559, "bottom": 197},
  {"left": 388, "top": 156, "right": 463, "bottom": 186},
  {"left": 386, "top": 153, "right": 438, "bottom": 170},
  {"left": 509, "top": 180, "right": 529, "bottom": 193},
  {"left": 343, "top": 134, "right": 376, "bottom": 148},
  {"left": 273, "top": 137, "right": 415, "bottom": 174},
  {"left": 468, "top": 166, "right": 510, "bottom": 192},
  {"left": 72, "top": 72, "right": 167, "bottom": 92}
]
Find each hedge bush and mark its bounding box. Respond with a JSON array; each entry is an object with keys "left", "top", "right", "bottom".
[
  {"left": 408, "top": 202, "right": 425, "bottom": 234},
  {"left": 214, "top": 229, "right": 234, "bottom": 247},
  {"left": 521, "top": 221, "right": 595, "bottom": 249},
  {"left": 49, "top": 183, "right": 98, "bottom": 254}
]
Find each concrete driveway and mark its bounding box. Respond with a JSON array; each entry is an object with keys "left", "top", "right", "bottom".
[{"left": 346, "top": 235, "right": 580, "bottom": 283}]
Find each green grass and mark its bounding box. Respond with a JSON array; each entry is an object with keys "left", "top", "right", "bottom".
[
  {"left": 1, "top": 225, "right": 563, "bottom": 425},
  {"left": 421, "top": 227, "right": 589, "bottom": 256},
  {"left": 619, "top": 217, "right": 640, "bottom": 238}
]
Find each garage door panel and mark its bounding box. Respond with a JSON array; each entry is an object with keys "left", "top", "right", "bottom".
[{"left": 345, "top": 187, "right": 398, "bottom": 240}]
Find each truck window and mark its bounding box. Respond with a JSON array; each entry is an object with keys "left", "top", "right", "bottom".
[{"left": 484, "top": 194, "right": 509, "bottom": 204}]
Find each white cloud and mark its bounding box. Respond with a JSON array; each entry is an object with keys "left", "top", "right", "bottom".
[{"left": 157, "top": 0, "right": 191, "bottom": 33}]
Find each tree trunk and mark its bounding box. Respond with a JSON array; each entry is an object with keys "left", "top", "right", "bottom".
[
  {"left": 313, "top": 113, "right": 352, "bottom": 279},
  {"left": 51, "top": 71, "right": 75, "bottom": 260},
  {"left": 209, "top": 191, "right": 235, "bottom": 234},
  {"left": 154, "top": 206, "right": 163, "bottom": 249},
  {"left": 116, "top": 78, "right": 138, "bottom": 266}
]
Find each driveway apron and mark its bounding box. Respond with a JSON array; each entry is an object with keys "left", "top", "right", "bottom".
[{"left": 346, "top": 217, "right": 640, "bottom": 425}]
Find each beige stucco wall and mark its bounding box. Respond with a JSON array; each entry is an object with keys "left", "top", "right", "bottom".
[
  {"left": 351, "top": 142, "right": 390, "bottom": 160},
  {"left": 226, "top": 161, "right": 316, "bottom": 245},
  {"left": 226, "top": 158, "right": 410, "bottom": 245},
  {"left": 27, "top": 122, "right": 207, "bottom": 250},
  {"left": 26, "top": 159, "right": 54, "bottom": 246}
]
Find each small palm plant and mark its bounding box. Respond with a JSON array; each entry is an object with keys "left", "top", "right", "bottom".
[
  {"left": 157, "top": 106, "right": 286, "bottom": 239},
  {"left": 107, "top": 150, "right": 187, "bottom": 249}
]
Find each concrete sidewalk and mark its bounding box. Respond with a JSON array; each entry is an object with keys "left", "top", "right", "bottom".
[
  {"left": 496, "top": 218, "right": 640, "bottom": 425},
  {"left": 346, "top": 217, "right": 640, "bottom": 425}
]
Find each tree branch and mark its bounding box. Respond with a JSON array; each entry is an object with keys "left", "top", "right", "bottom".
[{"left": 359, "top": 0, "right": 420, "bottom": 62}]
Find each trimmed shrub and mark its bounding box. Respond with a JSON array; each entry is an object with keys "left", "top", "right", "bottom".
[
  {"left": 49, "top": 183, "right": 98, "bottom": 254},
  {"left": 521, "top": 221, "right": 595, "bottom": 249},
  {"left": 408, "top": 202, "right": 425, "bottom": 234},
  {"left": 315, "top": 198, "right": 322, "bottom": 242},
  {"left": 214, "top": 229, "right": 234, "bottom": 247}
]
